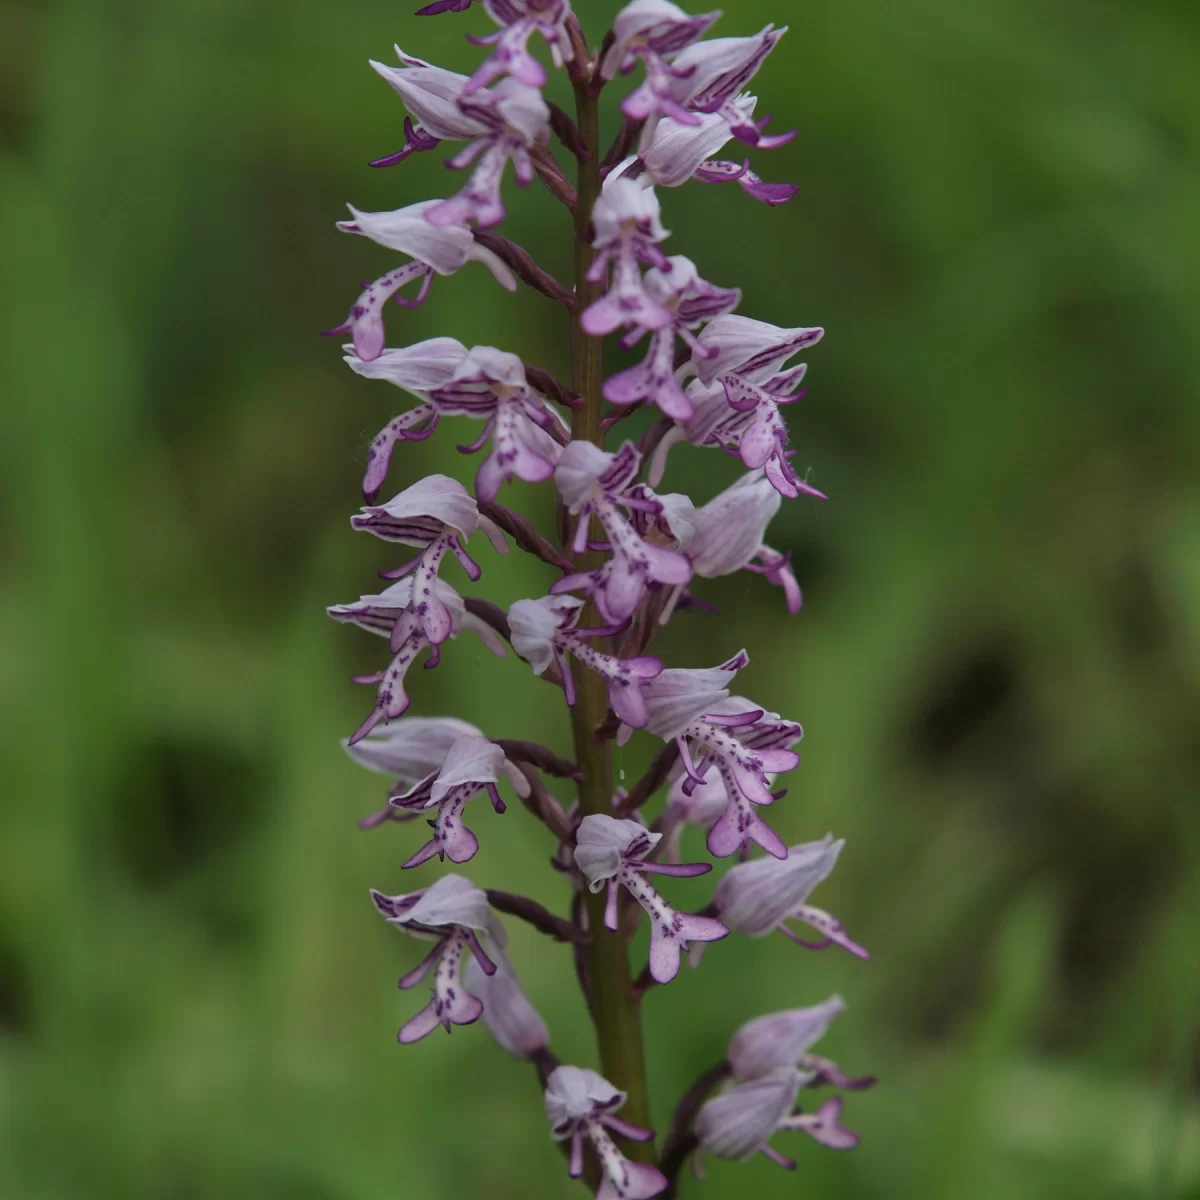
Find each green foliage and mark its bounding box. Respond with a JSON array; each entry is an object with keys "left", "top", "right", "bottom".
[{"left": 1, "top": 0, "right": 1198, "bottom": 1196}]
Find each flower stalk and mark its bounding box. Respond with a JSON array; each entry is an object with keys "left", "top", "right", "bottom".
[{"left": 568, "top": 57, "right": 657, "bottom": 1154}]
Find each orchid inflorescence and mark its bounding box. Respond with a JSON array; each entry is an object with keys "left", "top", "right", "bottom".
[{"left": 327, "top": 2, "right": 872, "bottom": 1194}]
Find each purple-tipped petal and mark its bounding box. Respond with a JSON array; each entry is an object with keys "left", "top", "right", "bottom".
[
  {"left": 401, "top": 838, "right": 443, "bottom": 869},
  {"left": 397, "top": 999, "right": 443, "bottom": 1043},
  {"left": 325, "top": 262, "right": 430, "bottom": 361},
  {"left": 741, "top": 176, "right": 799, "bottom": 205},
  {"left": 785, "top": 1096, "right": 860, "bottom": 1150},
  {"left": 598, "top": 1114, "right": 656, "bottom": 1142},
  {"left": 708, "top": 804, "right": 788, "bottom": 860},
  {"left": 440, "top": 818, "right": 480, "bottom": 864},
  {"left": 792, "top": 904, "right": 870, "bottom": 959},
  {"left": 597, "top": 1160, "right": 668, "bottom": 1200},
  {"left": 397, "top": 942, "right": 443, "bottom": 989},
  {"left": 637, "top": 861, "right": 712, "bottom": 877}
]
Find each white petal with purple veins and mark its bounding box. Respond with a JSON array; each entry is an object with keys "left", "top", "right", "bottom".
[
  {"left": 342, "top": 716, "right": 482, "bottom": 781},
  {"left": 670, "top": 27, "right": 788, "bottom": 110},
  {"left": 638, "top": 657, "right": 745, "bottom": 739},
  {"left": 640, "top": 105, "right": 742, "bottom": 184},
  {"left": 399, "top": 873, "right": 493, "bottom": 931},
  {"left": 693, "top": 313, "right": 824, "bottom": 384},
  {"left": 340, "top": 201, "right": 517, "bottom": 288},
  {"left": 430, "top": 734, "right": 506, "bottom": 802},
  {"left": 365, "top": 474, "right": 482, "bottom": 537},
  {"left": 343, "top": 337, "right": 470, "bottom": 395}
]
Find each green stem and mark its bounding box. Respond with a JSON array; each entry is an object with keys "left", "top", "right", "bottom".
[{"left": 568, "top": 68, "right": 656, "bottom": 1158}]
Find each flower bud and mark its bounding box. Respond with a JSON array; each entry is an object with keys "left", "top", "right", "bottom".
[
  {"left": 669, "top": 26, "right": 788, "bottom": 113},
  {"left": 639, "top": 97, "right": 755, "bottom": 185},
  {"left": 687, "top": 472, "right": 781, "bottom": 577},
  {"left": 728, "top": 996, "right": 845, "bottom": 1081},
  {"left": 714, "top": 835, "right": 844, "bottom": 935},
  {"left": 692, "top": 314, "right": 824, "bottom": 385},
  {"left": 338, "top": 201, "right": 517, "bottom": 284},
  {"left": 712, "top": 836, "right": 869, "bottom": 958},
  {"left": 342, "top": 716, "right": 481, "bottom": 782},
  {"left": 370, "top": 51, "right": 486, "bottom": 141}
]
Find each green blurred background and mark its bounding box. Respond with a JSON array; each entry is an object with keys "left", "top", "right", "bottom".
[{"left": 2, "top": 0, "right": 1199, "bottom": 1196}]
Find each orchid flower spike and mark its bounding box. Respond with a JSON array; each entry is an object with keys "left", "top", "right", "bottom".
[
  {"left": 545, "top": 1066, "right": 668, "bottom": 1200},
  {"left": 369, "top": 874, "right": 505, "bottom": 1043},
  {"left": 573, "top": 814, "right": 727, "bottom": 983},
  {"left": 713, "top": 835, "right": 870, "bottom": 957},
  {"left": 327, "top": 201, "right": 516, "bottom": 360},
  {"left": 327, "top": 7, "right": 861, "bottom": 1187}
]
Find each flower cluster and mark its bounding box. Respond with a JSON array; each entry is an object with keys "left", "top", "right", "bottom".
[{"left": 328, "top": 4, "right": 871, "bottom": 1195}]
